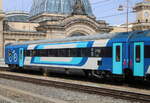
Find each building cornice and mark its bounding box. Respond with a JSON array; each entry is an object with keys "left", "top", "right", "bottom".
[
  {"left": 3, "top": 31, "right": 46, "bottom": 35},
  {"left": 134, "top": 2, "right": 150, "bottom": 12},
  {"left": 29, "top": 13, "right": 68, "bottom": 22},
  {"left": 36, "top": 15, "right": 111, "bottom": 32}
]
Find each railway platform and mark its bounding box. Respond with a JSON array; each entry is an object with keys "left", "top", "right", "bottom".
[{"left": 0, "top": 58, "right": 8, "bottom": 67}]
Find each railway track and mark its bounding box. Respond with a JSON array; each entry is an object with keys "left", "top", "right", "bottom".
[{"left": 0, "top": 71, "right": 149, "bottom": 103}]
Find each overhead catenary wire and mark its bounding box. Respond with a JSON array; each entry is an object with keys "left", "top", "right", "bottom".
[
  {"left": 91, "top": 0, "right": 112, "bottom": 5},
  {"left": 97, "top": 11, "right": 134, "bottom": 19}
]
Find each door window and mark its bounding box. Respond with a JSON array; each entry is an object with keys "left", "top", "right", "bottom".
[
  {"left": 136, "top": 45, "right": 141, "bottom": 63},
  {"left": 20, "top": 50, "right": 23, "bottom": 60},
  {"left": 116, "top": 46, "right": 120, "bottom": 62}
]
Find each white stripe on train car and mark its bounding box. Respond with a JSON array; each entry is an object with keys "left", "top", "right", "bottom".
[
  {"left": 43, "top": 43, "right": 78, "bottom": 49},
  {"left": 26, "top": 39, "right": 110, "bottom": 50},
  {"left": 42, "top": 39, "right": 109, "bottom": 49},
  {"left": 40, "top": 57, "right": 72, "bottom": 62},
  {"left": 24, "top": 57, "right": 32, "bottom": 65},
  {"left": 23, "top": 57, "right": 100, "bottom": 70},
  {"left": 93, "top": 39, "right": 109, "bottom": 47},
  {"left": 27, "top": 44, "right": 37, "bottom": 50}
]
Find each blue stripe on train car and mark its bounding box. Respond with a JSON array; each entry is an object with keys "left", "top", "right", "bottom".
[{"left": 31, "top": 57, "right": 88, "bottom": 66}]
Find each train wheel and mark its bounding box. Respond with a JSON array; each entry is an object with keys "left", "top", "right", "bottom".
[{"left": 84, "top": 70, "right": 92, "bottom": 78}]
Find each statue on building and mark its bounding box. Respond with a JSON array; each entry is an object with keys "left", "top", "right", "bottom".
[{"left": 72, "top": 0, "right": 86, "bottom": 15}]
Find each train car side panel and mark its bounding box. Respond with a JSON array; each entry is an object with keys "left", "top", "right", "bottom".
[{"left": 23, "top": 39, "right": 113, "bottom": 71}]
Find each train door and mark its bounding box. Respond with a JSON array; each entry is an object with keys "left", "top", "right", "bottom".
[
  {"left": 19, "top": 48, "right": 24, "bottom": 67},
  {"left": 133, "top": 42, "right": 144, "bottom": 76},
  {"left": 113, "top": 43, "right": 123, "bottom": 75}
]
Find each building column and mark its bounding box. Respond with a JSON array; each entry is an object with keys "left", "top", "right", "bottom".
[{"left": 0, "top": 0, "right": 5, "bottom": 58}]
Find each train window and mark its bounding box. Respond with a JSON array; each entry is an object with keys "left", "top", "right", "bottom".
[
  {"left": 136, "top": 45, "right": 141, "bottom": 63},
  {"left": 28, "top": 50, "right": 35, "bottom": 57},
  {"left": 144, "top": 46, "right": 150, "bottom": 58},
  {"left": 20, "top": 50, "right": 23, "bottom": 59},
  {"left": 38, "top": 49, "right": 48, "bottom": 56},
  {"left": 76, "top": 48, "right": 81, "bottom": 57},
  {"left": 70, "top": 48, "right": 78, "bottom": 57},
  {"left": 51, "top": 49, "right": 58, "bottom": 57},
  {"left": 80, "top": 48, "right": 86, "bottom": 57},
  {"left": 94, "top": 48, "right": 101, "bottom": 57},
  {"left": 86, "top": 48, "right": 92, "bottom": 57},
  {"left": 48, "top": 49, "right": 54, "bottom": 57},
  {"left": 58, "top": 49, "right": 68, "bottom": 57},
  {"left": 116, "top": 46, "right": 120, "bottom": 62},
  {"left": 91, "top": 48, "right": 94, "bottom": 57},
  {"left": 24, "top": 50, "right": 29, "bottom": 56},
  {"left": 23, "top": 47, "right": 112, "bottom": 57}
]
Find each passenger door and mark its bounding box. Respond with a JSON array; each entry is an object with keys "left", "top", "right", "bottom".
[
  {"left": 133, "top": 42, "right": 144, "bottom": 76},
  {"left": 19, "top": 48, "right": 24, "bottom": 67},
  {"left": 113, "top": 43, "right": 123, "bottom": 75}
]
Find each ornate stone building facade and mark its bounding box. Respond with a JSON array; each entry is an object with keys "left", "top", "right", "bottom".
[
  {"left": 111, "top": 1, "right": 150, "bottom": 33},
  {"left": 0, "top": 0, "right": 112, "bottom": 58},
  {"left": 132, "top": 2, "right": 150, "bottom": 31}
]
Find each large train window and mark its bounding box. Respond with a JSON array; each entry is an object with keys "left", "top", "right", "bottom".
[
  {"left": 24, "top": 50, "right": 30, "bottom": 56},
  {"left": 24, "top": 47, "right": 112, "bottom": 57},
  {"left": 116, "top": 46, "right": 120, "bottom": 62},
  {"left": 136, "top": 45, "right": 140, "bottom": 62},
  {"left": 39, "top": 49, "right": 48, "bottom": 56}
]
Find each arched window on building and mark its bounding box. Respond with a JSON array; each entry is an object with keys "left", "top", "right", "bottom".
[
  {"left": 138, "top": 19, "right": 140, "bottom": 23},
  {"left": 146, "top": 19, "right": 148, "bottom": 23},
  {"left": 70, "top": 33, "right": 86, "bottom": 37}
]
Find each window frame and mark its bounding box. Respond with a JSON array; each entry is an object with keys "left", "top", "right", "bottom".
[
  {"left": 136, "top": 45, "right": 141, "bottom": 63},
  {"left": 116, "top": 46, "right": 121, "bottom": 62}
]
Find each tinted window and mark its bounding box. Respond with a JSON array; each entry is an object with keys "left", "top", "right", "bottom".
[
  {"left": 94, "top": 48, "right": 101, "bottom": 57},
  {"left": 24, "top": 47, "right": 112, "bottom": 58},
  {"left": 136, "top": 45, "right": 140, "bottom": 62},
  {"left": 116, "top": 46, "right": 120, "bottom": 62}
]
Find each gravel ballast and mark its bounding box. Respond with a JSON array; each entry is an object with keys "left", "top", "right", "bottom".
[{"left": 0, "top": 78, "right": 139, "bottom": 103}]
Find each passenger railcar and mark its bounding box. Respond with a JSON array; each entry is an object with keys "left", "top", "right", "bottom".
[{"left": 4, "top": 30, "right": 150, "bottom": 80}]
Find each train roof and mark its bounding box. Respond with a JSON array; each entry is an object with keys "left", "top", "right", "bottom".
[{"left": 6, "top": 30, "right": 150, "bottom": 46}]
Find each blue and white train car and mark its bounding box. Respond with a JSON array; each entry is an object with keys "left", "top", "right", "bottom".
[{"left": 4, "top": 30, "right": 150, "bottom": 79}]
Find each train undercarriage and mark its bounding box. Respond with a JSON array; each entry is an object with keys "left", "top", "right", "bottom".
[{"left": 7, "top": 64, "right": 150, "bottom": 82}]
